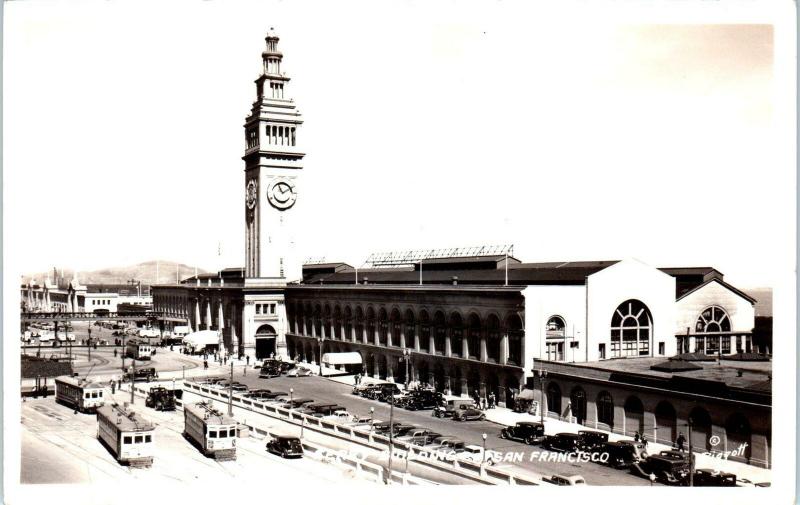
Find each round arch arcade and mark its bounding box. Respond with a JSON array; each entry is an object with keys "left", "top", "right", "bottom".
[{"left": 254, "top": 323, "right": 277, "bottom": 359}]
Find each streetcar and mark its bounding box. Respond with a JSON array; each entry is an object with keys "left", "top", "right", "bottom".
[
  {"left": 183, "top": 401, "right": 237, "bottom": 461},
  {"left": 126, "top": 338, "right": 153, "bottom": 361},
  {"left": 55, "top": 375, "right": 107, "bottom": 413},
  {"left": 96, "top": 403, "right": 155, "bottom": 467}
]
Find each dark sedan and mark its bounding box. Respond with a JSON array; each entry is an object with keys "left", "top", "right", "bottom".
[
  {"left": 266, "top": 436, "right": 304, "bottom": 459},
  {"left": 500, "top": 422, "right": 546, "bottom": 445},
  {"left": 452, "top": 408, "right": 486, "bottom": 422}
]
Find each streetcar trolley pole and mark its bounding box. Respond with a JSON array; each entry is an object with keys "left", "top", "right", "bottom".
[{"left": 228, "top": 361, "right": 234, "bottom": 417}]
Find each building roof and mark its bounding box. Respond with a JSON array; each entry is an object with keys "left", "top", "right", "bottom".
[
  {"left": 675, "top": 278, "right": 757, "bottom": 305},
  {"left": 97, "top": 404, "right": 154, "bottom": 432}
]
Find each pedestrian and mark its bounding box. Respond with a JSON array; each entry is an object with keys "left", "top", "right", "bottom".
[
  {"left": 489, "top": 392, "right": 496, "bottom": 409},
  {"left": 634, "top": 431, "right": 641, "bottom": 442},
  {"left": 204, "top": 359, "right": 208, "bottom": 370},
  {"left": 246, "top": 355, "right": 250, "bottom": 366},
  {"left": 111, "top": 381, "right": 116, "bottom": 394},
  {"left": 641, "top": 434, "right": 649, "bottom": 450},
  {"left": 223, "top": 356, "right": 227, "bottom": 366},
  {"left": 114, "top": 349, "right": 118, "bottom": 358},
  {"left": 481, "top": 396, "right": 487, "bottom": 410},
  {"left": 676, "top": 432, "right": 686, "bottom": 452}
]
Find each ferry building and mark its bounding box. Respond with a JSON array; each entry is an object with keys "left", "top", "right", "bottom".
[{"left": 150, "top": 29, "right": 770, "bottom": 467}]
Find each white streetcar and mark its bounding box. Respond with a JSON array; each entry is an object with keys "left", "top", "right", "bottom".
[
  {"left": 183, "top": 401, "right": 237, "bottom": 461},
  {"left": 55, "top": 375, "right": 107, "bottom": 413},
  {"left": 125, "top": 338, "right": 153, "bottom": 361},
  {"left": 96, "top": 403, "right": 155, "bottom": 468}
]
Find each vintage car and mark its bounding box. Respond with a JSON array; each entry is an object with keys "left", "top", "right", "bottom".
[
  {"left": 266, "top": 435, "right": 303, "bottom": 459},
  {"left": 500, "top": 422, "right": 546, "bottom": 445},
  {"left": 543, "top": 474, "right": 587, "bottom": 486},
  {"left": 145, "top": 386, "right": 176, "bottom": 411},
  {"left": 452, "top": 407, "right": 486, "bottom": 422},
  {"left": 403, "top": 390, "right": 443, "bottom": 410},
  {"left": 458, "top": 445, "right": 502, "bottom": 466},
  {"left": 396, "top": 429, "right": 442, "bottom": 446},
  {"left": 636, "top": 450, "right": 694, "bottom": 485},
  {"left": 577, "top": 430, "right": 609, "bottom": 453},
  {"left": 422, "top": 436, "right": 465, "bottom": 453},
  {"left": 286, "top": 366, "right": 314, "bottom": 377},
  {"left": 542, "top": 432, "right": 582, "bottom": 453},
  {"left": 693, "top": 469, "right": 737, "bottom": 487},
  {"left": 124, "top": 366, "right": 158, "bottom": 382},
  {"left": 433, "top": 398, "right": 476, "bottom": 418},
  {"left": 374, "top": 383, "right": 402, "bottom": 402},
  {"left": 600, "top": 440, "right": 646, "bottom": 468},
  {"left": 244, "top": 389, "right": 273, "bottom": 399},
  {"left": 372, "top": 422, "right": 417, "bottom": 437},
  {"left": 352, "top": 383, "right": 376, "bottom": 396}
]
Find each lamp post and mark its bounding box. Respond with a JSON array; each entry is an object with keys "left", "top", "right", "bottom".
[
  {"left": 317, "top": 336, "right": 325, "bottom": 377},
  {"left": 402, "top": 348, "right": 411, "bottom": 390},
  {"left": 227, "top": 361, "right": 234, "bottom": 417},
  {"left": 387, "top": 390, "right": 395, "bottom": 484},
  {"left": 536, "top": 369, "right": 548, "bottom": 424},
  {"left": 481, "top": 433, "right": 488, "bottom": 471},
  {"left": 369, "top": 407, "right": 375, "bottom": 432}
]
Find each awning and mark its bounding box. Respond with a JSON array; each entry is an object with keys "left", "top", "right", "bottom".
[
  {"left": 517, "top": 389, "right": 535, "bottom": 400},
  {"left": 184, "top": 330, "right": 220, "bottom": 348},
  {"left": 322, "top": 352, "right": 362, "bottom": 366}
]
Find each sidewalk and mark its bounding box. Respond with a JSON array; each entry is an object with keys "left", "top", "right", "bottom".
[{"left": 481, "top": 406, "right": 771, "bottom": 484}]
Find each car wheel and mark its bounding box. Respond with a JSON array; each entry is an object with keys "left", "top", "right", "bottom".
[
  {"left": 282, "top": 450, "right": 287, "bottom": 458},
  {"left": 479, "top": 414, "right": 486, "bottom": 421},
  {"left": 525, "top": 437, "right": 535, "bottom": 445},
  {"left": 500, "top": 431, "right": 508, "bottom": 439}
]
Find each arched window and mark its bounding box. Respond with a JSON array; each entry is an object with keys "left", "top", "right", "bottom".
[
  {"left": 467, "top": 313, "right": 481, "bottom": 360},
  {"left": 696, "top": 306, "right": 731, "bottom": 333},
  {"left": 433, "top": 311, "right": 446, "bottom": 355},
  {"left": 655, "top": 401, "right": 677, "bottom": 445},
  {"left": 366, "top": 307, "right": 376, "bottom": 344},
  {"left": 546, "top": 382, "right": 562, "bottom": 416},
  {"left": 596, "top": 391, "right": 614, "bottom": 428},
  {"left": 546, "top": 315, "right": 566, "bottom": 361},
  {"left": 389, "top": 309, "right": 401, "bottom": 347},
  {"left": 377, "top": 308, "right": 388, "bottom": 346},
  {"left": 449, "top": 312, "right": 463, "bottom": 358},
  {"left": 623, "top": 396, "right": 644, "bottom": 437},
  {"left": 486, "top": 315, "right": 501, "bottom": 363},
  {"left": 404, "top": 309, "right": 416, "bottom": 349},
  {"left": 570, "top": 387, "right": 587, "bottom": 425},
  {"left": 610, "top": 299, "right": 652, "bottom": 357},
  {"left": 419, "top": 310, "right": 431, "bottom": 353},
  {"left": 332, "top": 305, "right": 341, "bottom": 340},
  {"left": 506, "top": 314, "right": 524, "bottom": 366},
  {"left": 343, "top": 306, "right": 353, "bottom": 341}
]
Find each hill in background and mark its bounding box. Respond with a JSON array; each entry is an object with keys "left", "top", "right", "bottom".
[
  {"left": 744, "top": 288, "right": 772, "bottom": 318},
  {"left": 25, "top": 261, "right": 210, "bottom": 286}
]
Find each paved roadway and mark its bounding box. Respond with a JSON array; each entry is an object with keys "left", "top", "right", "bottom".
[
  {"left": 225, "top": 371, "right": 659, "bottom": 486},
  {"left": 20, "top": 393, "right": 369, "bottom": 486}
]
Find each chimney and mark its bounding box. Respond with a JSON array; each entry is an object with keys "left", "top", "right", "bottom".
[{"left": 452, "top": 276, "right": 458, "bottom": 286}]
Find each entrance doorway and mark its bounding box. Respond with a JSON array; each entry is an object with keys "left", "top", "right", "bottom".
[{"left": 255, "top": 324, "right": 277, "bottom": 359}]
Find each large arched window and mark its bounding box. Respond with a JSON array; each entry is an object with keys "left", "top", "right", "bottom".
[
  {"left": 467, "top": 313, "right": 481, "bottom": 360},
  {"left": 404, "top": 309, "right": 416, "bottom": 349},
  {"left": 449, "top": 312, "right": 463, "bottom": 358},
  {"left": 506, "top": 313, "right": 524, "bottom": 366},
  {"left": 486, "top": 314, "right": 501, "bottom": 363},
  {"left": 696, "top": 306, "right": 731, "bottom": 333},
  {"left": 419, "top": 310, "right": 431, "bottom": 353},
  {"left": 610, "top": 299, "right": 652, "bottom": 357},
  {"left": 570, "top": 387, "right": 587, "bottom": 425},
  {"left": 433, "top": 311, "right": 446, "bottom": 355}
]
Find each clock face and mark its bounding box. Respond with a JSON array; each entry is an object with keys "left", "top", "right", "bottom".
[
  {"left": 267, "top": 178, "right": 297, "bottom": 210},
  {"left": 246, "top": 180, "right": 258, "bottom": 209}
]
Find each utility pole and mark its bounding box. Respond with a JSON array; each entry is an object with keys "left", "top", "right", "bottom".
[
  {"left": 228, "top": 361, "right": 234, "bottom": 416},
  {"left": 130, "top": 357, "right": 136, "bottom": 404},
  {"left": 688, "top": 419, "right": 694, "bottom": 487},
  {"left": 387, "top": 390, "right": 395, "bottom": 484}
]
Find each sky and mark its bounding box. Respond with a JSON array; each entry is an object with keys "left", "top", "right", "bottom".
[{"left": 3, "top": 1, "right": 795, "bottom": 289}]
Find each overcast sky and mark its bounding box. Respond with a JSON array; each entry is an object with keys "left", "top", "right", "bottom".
[{"left": 4, "top": 1, "right": 795, "bottom": 288}]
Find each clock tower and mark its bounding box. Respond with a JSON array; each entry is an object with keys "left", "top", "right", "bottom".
[{"left": 243, "top": 28, "right": 304, "bottom": 281}]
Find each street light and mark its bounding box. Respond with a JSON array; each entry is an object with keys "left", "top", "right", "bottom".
[
  {"left": 536, "top": 369, "right": 548, "bottom": 424},
  {"left": 317, "top": 336, "right": 325, "bottom": 377},
  {"left": 401, "top": 348, "right": 411, "bottom": 390},
  {"left": 369, "top": 407, "right": 375, "bottom": 432},
  {"left": 481, "top": 433, "right": 488, "bottom": 470},
  {"left": 387, "top": 389, "right": 395, "bottom": 485}
]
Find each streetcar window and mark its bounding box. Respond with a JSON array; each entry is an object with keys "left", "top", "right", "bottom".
[
  {"left": 91, "top": 392, "right": 98, "bottom": 398},
  {"left": 85, "top": 392, "right": 91, "bottom": 398},
  {"left": 98, "top": 391, "right": 103, "bottom": 397},
  {"left": 209, "top": 430, "right": 218, "bottom": 438},
  {"left": 135, "top": 435, "right": 143, "bottom": 444},
  {"left": 229, "top": 428, "right": 236, "bottom": 437},
  {"left": 219, "top": 430, "right": 228, "bottom": 438},
  {"left": 123, "top": 436, "right": 132, "bottom": 444},
  {"left": 145, "top": 435, "right": 152, "bottom": 443}
]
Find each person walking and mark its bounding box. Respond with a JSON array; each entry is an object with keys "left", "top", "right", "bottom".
[
  {"left": 111, "top": 380, "right": 116, "bottom": 395},
  {"left": 204, "top": 359, "right": 209, "bottom": 370},
  {"left": 676, "top": 432, "right": 686, "bottom": 452},
  {"left": 634, "top": 431, "right": 641, "bottom": 442},
  {"left": 113, "top": 349, "right": 118, "bottom": 358},
  {"left": 246, "top": 355, "right": 250, "bottom": 366},
  {"left": 488, "top": 392, "right": 496, "bottom": 409},
  {"left": 641, "top": 434, "right": 649, "bottom": 450}
]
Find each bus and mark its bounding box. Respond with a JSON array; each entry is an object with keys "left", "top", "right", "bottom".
[
  {"left": 96, "top": 403, "right": 155, "bottom": 467},
  {"left": 55, "top": 375, "right": 107, "bottom": 413},
  {"left": 183, "top": 401, "right": 237, "bottom": 461}
]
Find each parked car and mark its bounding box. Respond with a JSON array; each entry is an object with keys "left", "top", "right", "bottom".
[
  {"left": 432, "top": 397, "right": 476, "bottom": 418},
  {"left": 637, "top": 450, "right": 694, "bottom": 485},
  {"left": 145, "top": 387, "right": 176, "bottom": 411},
  {"left": 352, "top": 383, "right": 375, "bottom": 395},
  {"left": 458, "top": 444, "right": 502, "bottom": 466},
  {"left": 500, "top": 422, "right": 546, "bottom": 445},
  {"left": 693, "top": 469, "right": 737, "bottom": 487},
  {"left": 422, "top": 436, "right": 466, "bottom": 455},
  {"left": 403, "top": 390, "right": 443, "bottom": 410},
  {"left": 396, "top": 429, "right": 442, "bottom": 446},
  {"left": 286, "top": 366, "right": 313, "bottom": 377},
  {"left": 323, "top": 410, "right": 358, "bottom": 423},
  {"left": 542, "top": 432, "right": 582, "bottom": 453},
  {"left": 266, "top": 435, "right": 303, "bottom": 459},
  {"left": 600, "top": 441, "right": 646, "bottom": 469},
  {"left": 452, "top": 407, "right": 485, "bottom": 422},
  {"left": 543, "top": 474, "right": 587, "bottom": 486},
  {"left": 278, "top": 398, "right": 314, "bottom": 409},
  {"left": 577, "top": 430, "right": 609, "bottom": 453}
]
